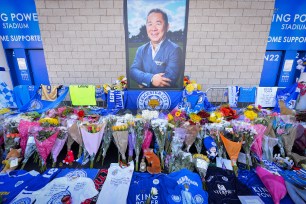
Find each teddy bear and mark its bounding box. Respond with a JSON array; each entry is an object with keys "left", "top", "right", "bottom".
[
  {"left": 62, "top": 150, "right": 75, "bottom": 165},
  {"left": 1, "top": 148, "right": 22, "bottom": 174}
]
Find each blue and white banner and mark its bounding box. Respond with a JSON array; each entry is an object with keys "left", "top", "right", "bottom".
[
  {"left": 19, "top": 86, "right": 69, "bottom": 113},
  {"left": 274, "top": 83, "right": 299, "bottom": 112},
  {"left": 238, "top": 87, "right": 256, "bottom": 103},
  {"left": 228, "top": 86, "right": 239, "bottom": 107},
  {"left": 267, "top": 0, "right": 306, "bottom": 50},
  {"left": 0, "top": 0, "right": 42, "bottom": 48},
  {"left": 107, "top": 90, "right": 124, "bottom": 110},
  {"left": 125, "top": 90, "right": 182, "bottom": 110}
]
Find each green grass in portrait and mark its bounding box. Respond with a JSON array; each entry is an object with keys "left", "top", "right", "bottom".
[{"left": 128, "top": 42, "right": 184, "bottom": 89}]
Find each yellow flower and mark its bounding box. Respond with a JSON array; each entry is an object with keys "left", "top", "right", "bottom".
[
  {"left": 175, "top": 111, "right": 181, "bottom": 117},
  {"left": 247, "top": 105, "right": 254, "bottom": 110},
  {"left": 190, "top": 113, "right": 201, "bottom": 123},
  {"left": 185, "top": 84, "right": 194, "bottom": 93},
  {"left": 167, "top": 114, "right": 174, "bottom": 121},
  {"left": 118, "top": 75, "right": 125, "bottom": 81},
  {"left": 244, "top": 110, "right": 258, "bottom": 120},
  {"left": 193, "top": 154, "right": 210, "bottom": 162},
  {"left": 136, "top": 114, "right": 142, "bottom": 118},
  {"left": 197, "top": 84, "right": 202, "bottom": 91},
  {"left": 208, "top": 111, "right": 222, "bottom": 123},
  {"left": 39, "top": 118, "right": 59, "bottom": 126}
]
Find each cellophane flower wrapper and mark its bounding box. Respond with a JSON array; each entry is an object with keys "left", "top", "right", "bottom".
[
  {"left": 34, "top": 127, "right": 59, "bottom": 164},
  {"left": 272, "top": 116, "right": 292, "bottom": 157},
  {"left": 193, "top": 154, "right": 210, "bottom": 189},
  {"left": 67, "top": 120, "right": 83, "bottom": 158},
  {"left": 128, "top": 127, "right": 136, "bottom": 160},
  {"left": 220, "top": 133, "right": 242, "bottom": 176},
  {"left": 3, "top": 118, "right": 20, "bottom": 153},
  {"left": 171, "top": 127, "right": 187, "bottom": 156},
  {"left": 18, "top": 120, "right": 39, "bottom": 156},
  {"left": 169, "top": 150, "right": 194, "bottom": 173},
  {"left": 206, "top": 121, "right": 230, "bottom": 158},
  {"left": 21, "top": 135, "right": 37, "bottom": 168},
  {"left": 250, "top": 124, "right": 267, "bottom": 161},
  {"left": 51, "top": 127, "right": 68, "bottom": 164},
  {"left": 80, "top": 123, "right": 106, "bottom": 168},
  {"left": 151, "top": 119, "right": 168, "bottom": 169},
  {"left": 113, "top": 130, "right": 128, "bottom": 162},
  {"left": 184, "top": 124, "right": 200, "bottom": 152},
  {"left": 256, "top": 166, "right": 287, "bottom": 204},
  {"left": 241, "top": 124, "right": 257, "bottom": 169},
  {"left": 134, "top": 119, "right": 145, "bottom": 171},
  {"left": 99, "top": 116, "right": 116, "bottom": 165},
  {"left": 142, "top": 123, "right": 153, "bottom": 153},
  {"left": 195, "top": 127, "right": 205, "bottom": 154}
]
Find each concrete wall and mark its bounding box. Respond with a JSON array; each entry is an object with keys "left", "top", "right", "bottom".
[{"left": 36, "top": 0, "right": 274, "bottom": 90}]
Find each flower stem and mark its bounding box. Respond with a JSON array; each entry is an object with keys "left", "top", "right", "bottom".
[
  {"left": 90, "top": 160, "right": 94, "bottom": 168},
  {"left": 101, "top": 157, "right": 105, "bottom": 166}
]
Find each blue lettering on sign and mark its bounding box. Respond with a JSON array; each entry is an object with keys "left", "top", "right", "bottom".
[
  {"left": 0, "top": 0, "right": 43, "bottom": 48},
  {"left": 267, "top": 0, "right": 306, "bottom": 50}
]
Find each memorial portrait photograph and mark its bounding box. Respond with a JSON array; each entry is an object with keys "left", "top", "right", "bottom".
[{"left": 124, "top": 0, "right": 189, "bottom": 89}]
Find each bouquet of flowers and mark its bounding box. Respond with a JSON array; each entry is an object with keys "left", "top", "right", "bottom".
[
  {"left": 81, "top": 122, "right": 106, "bottom": 168},
  {"left": 141, "top": 110, "right": 159, "bottom": 121},
  {"left": 151, "top": 118, "right": 168, "bottom": 169},
  {"left": 167, "top": 150, "right": 194, "bottom": 173},
  {"left": 34, "top": 126, "right": 59, "bottom": 171},
  {"left": 194, "top": 126, "right": 205, "bottom": 154},
  {"left": 97, "top": 116, "right": 116, "bottom": 165},
  {"left": 67, "top": 120, "right": 83, "bottom": 158},
  {"left": 220, "top": 132, "right": 242, "bottom": 176},
  {"left": 239, "top": 123, "right": 257, "bottom": 169},
  {"left": 219, "top": 105, "right": 239, "bottom": 121},
  {"left": 171, "top": 127, "right": 187, "bottom": 156},
  {"left": 244, "top": 105, "right": 259, "bottom": 121},
  {"left": 39, "top": 117, "right": 60, "bottom": 127},
  {"left": 206, "top": 121, "right": 230, "bottom": 158},
  {"left": 193, "top": 154, "right": 210, "bottom": 189},
  {"left": 272, "top": 116, "right": 292, "bottom": 157},
  {"left": 134, "top": 118, "right": 145, "bottom": 171},
  {"left": 168, "top": 108, "right": 187, "bottom": 128},
  {"left": 18, "top": 120, "right": 39, "bottom": 156},
  {"left": 21, "top": 125, "right": 39, "bottom": 169},
  {"left": 112, "top": 122, "right": 129, "bottom": 163},
  {"left": 4, "top": 120, "right": 20, "bottom": 153},
  {"left": 128, "top": 126, "right": 136, "bottom": 162},
  {"left": 51, "top": 126, "right": 68, "bottom": 167},
  {"left": 184, "top": 123, "right": 200, "bottom": 152},
  {"left": 208, "top": 111, "right": 223, "bottom": 123},
  {"left": 250, "top": 124, "right": 267, "bottom": 162}
]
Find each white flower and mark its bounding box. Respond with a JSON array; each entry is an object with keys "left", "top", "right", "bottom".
[
  {"left": 151, "top": 187, "right": 158, "bottom": 196},
  {"left": 124, "top": 113, "right": 134, "bottom": 122}
]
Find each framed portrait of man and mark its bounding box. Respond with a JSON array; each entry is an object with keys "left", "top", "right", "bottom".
[{"left": 124, "top": 0, "right": 189, "bottom": 90}]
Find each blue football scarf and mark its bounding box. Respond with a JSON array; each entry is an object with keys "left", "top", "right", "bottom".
[
  {"left": 18, "top": 86, "right": 69, "bottom": 113},
  {"left": 107, "top": 90, "right": 124, "bottom": 110},
  {"left": 55, "top": 168, "right": 99, "bottom": 180},
  {"left": 0, "top": 170, "right": 40, "bottom": 203}
]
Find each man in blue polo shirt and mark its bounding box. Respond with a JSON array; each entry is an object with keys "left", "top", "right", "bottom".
[{"left": 130, "top": 8, "right": 183, "bottom": 88}]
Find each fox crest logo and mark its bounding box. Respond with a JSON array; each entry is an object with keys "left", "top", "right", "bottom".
[{"left": 137, "top": 91, "right": 171, "bottom": 110}]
